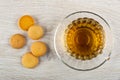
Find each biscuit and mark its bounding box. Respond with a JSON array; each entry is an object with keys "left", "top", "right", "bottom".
[
  {"left": 30, "top": 41, "right": 47, "bottom": 57},
  {"left": 18, "top": 15, "right": 34, "bottom": 31},
  {"left": 10, "top": 34, "right": 26, "bottom": 49},
  {"left": 28, "top": 25, "right": 44, "bottom": 40},
  {"left": 21, "top": 52, "right": 39, "bottom": 68}
]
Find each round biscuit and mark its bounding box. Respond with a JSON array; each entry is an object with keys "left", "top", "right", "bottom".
[
  {"left": 21, "top": 52, "right": 39, "bottom": 68},
  {"left": 10, "top": 34, "right": 26, "bottom": 49},
  {"left": 30, "top": 41, "right": 47, "bottom": 57},
  {"left": 28, "top": 25, "right": 44, "bottom": 40}
]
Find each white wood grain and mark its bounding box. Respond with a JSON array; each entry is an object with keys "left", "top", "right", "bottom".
[{"left": 0, "top": 0, "right": 120, "bottom": 80}]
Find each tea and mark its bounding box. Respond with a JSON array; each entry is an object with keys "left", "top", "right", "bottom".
[{"left": 64, "top": 17, "right": 105, "bottom": 60}]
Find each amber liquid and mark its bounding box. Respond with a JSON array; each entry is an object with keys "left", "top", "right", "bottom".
[{"left": 65, "top": 17, "right": 105, "bottom": 60}]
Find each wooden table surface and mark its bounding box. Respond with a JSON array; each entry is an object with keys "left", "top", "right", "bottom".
[{"left": 0, "top": 0, "right": 120, "bottom": 80}]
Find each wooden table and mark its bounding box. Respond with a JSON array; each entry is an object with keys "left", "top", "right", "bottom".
[{"left": 0, "top": 0, "right": 120, "bottom": 80}]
